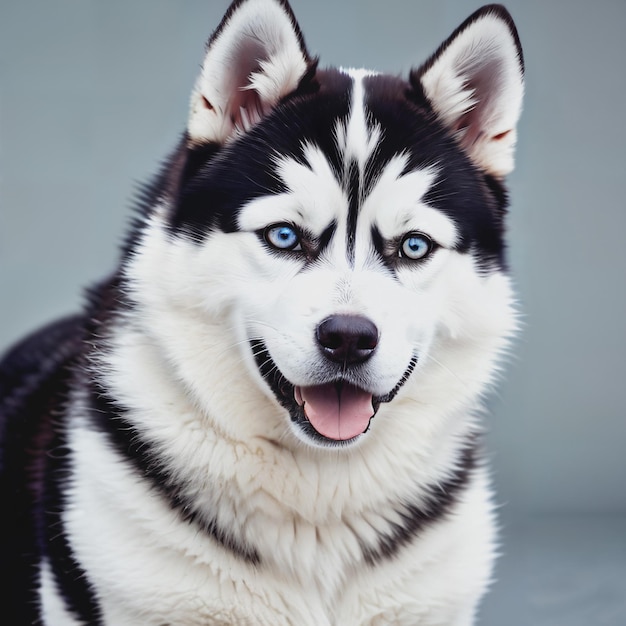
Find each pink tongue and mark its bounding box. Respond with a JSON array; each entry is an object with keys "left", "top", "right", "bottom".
[{"left": 296, "top": 383, "right": 374, "bottom": 441}]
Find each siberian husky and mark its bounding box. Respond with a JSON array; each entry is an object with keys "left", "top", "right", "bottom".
[{"left": 0, "top": 1, "right": 524, "bottom": 623}]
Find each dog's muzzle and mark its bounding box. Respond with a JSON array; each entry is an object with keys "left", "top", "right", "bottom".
[{"left": 251, "top": 314, "right": 416, "bottom": 446}]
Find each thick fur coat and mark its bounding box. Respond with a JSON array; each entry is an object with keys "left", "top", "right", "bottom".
[{"left": 0, "top": 1, "right": 524, "bottom": 624}]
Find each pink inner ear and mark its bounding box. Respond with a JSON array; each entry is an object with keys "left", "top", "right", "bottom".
[
  {"left": 222, "top": 37, "right": 270, "bottom": 133},
  {"left": 201, "top": 95, "right": 214, "bottom": 111},
  {"left": 450, "top": 55, "right": 510, "bottom": 146},
  {"left": 453, "top": 110, "right": 484, "bottom": 146},
  {"left": 229, "top": 87, "right": 266, "bottom": 133},
  {"left": 492, "top": 130, "right": 512, "bottom": 141}
]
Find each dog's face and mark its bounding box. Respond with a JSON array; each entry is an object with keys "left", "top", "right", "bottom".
[{"left": 125, "top": 0, "right": 523, "bottom": 449}]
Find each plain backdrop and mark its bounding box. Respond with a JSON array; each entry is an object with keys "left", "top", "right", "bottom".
[{"left": 1, "top": 1, "right": 625, "bottom": 623}]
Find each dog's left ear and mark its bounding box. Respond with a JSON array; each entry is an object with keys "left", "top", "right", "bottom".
[
  {"left": 188, "top": 0, "right": 311, "bottom": 145},
  {"left": 413, "top": 5, "right": 524, "bottom": 177}
]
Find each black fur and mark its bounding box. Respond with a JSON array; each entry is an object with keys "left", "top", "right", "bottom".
[
  {"left": 163, "top": 68, "right": 509, "bottom": 273},
  {"left": 362, "top": 442, "right": 477, "bottom": 565},
  {"left": 86, "top": 380, "right": 261, "bottom": 565},
  {"left": 0, "top": 316, "right": 94, "bottom": 622}
]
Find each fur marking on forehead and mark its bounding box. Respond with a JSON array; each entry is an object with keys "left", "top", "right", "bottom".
[
  {"left": 336, "top": 69, "right": 382, "bottom": 172},
  {"left": 237, "top": 143, "right": 346, "bottom": 234}
]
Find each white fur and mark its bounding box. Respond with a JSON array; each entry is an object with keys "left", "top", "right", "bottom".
[
  {"left": 39, "top": 4, "right": 522, "bottom": 624},
  {"left": 336, "top": 68, "right": 382, "bottom": 171},
  {"left": 63, "top": 402, "right": 497, "bottom": 624},
  {"left": 39, "top": 560, "right": 82, "bottom": 626}
]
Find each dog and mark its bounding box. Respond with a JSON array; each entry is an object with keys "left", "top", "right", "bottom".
[{"left": 0, "top": 1, "right": 524, "bottom": 623}]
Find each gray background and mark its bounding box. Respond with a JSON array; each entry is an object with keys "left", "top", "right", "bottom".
[{"left": 1, "top": 1, "right": 625, "bottom": 624}]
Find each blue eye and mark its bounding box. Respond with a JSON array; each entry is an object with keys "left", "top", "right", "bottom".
[
  {"left": 264, "top": 224, "right": 301, "bottom": 251},
  {"left": 400, "top": 233, "right": 433, "bottom": 260}
]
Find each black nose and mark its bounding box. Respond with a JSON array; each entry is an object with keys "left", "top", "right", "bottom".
[{"left": 316, "top": 315, "right": 379, "bottom": 365}]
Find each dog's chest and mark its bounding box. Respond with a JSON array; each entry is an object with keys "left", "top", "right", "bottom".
[
  {"left": 57, "top": 410, "right": 393, "bottom": 623},
  {"left": 42, "top": 386, "right": 495, "bottom": 625}
]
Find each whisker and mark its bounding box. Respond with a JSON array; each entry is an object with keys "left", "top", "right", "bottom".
[{"left": 421, "top": 352, "right": 469, "bottom": 389}]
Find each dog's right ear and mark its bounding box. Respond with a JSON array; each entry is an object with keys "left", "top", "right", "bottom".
[{"left": 188, "top": 0, "right": 311, "bottom": 145}]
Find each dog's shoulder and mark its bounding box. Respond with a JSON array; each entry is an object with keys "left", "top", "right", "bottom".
[
  {"left": 0, "top": 313, "right": 86, "bottom": 619},
  {"left": 1, "top": 314, "right": 85, "bottom": 421},
  {"left": 0, "top": 313, "right": 86, "bottom": 482}
]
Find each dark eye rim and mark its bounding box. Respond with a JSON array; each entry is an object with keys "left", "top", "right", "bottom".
[
  {"left": 398, "top": 231, "right": 436, "bottom": 261},
  {"left": 262, "top": 222, "right": 302, "bottom": 251}
]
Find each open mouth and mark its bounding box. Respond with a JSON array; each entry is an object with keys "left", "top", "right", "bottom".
[{"left": 250, "top": 340, "right": 417, "bottom": 445}]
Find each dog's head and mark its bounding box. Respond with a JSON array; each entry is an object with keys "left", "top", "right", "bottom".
[{"left": 125, "top": 0, "right": 523, "bottom": 449}]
